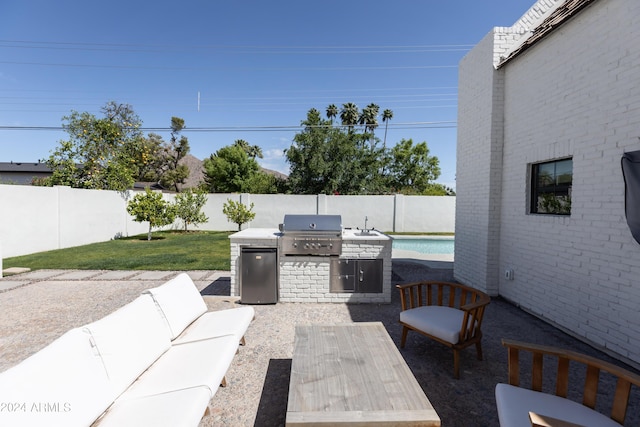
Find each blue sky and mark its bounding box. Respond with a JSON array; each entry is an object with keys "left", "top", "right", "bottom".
[{"left": 0, "top": 0, "right": 536, "bottom": 190}]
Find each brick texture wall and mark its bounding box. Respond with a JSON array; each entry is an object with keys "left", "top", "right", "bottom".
[
  {"left": 457, "top": 0, "right": 640, "bottom": 367},
  {"left": 455, "top": 31, "right": 504, "bottom": 295},
  {"left": 230, "top": 237, "right": 392, "bottom": 304}
]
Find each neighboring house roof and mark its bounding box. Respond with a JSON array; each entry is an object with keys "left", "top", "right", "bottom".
[
  {"left": 498, "top": 0, "right": 599, "bottom": 68},
  {"left": 0, "top": 162, "right": 51, "bottom": 185},
  {"left": 0, "top": 161, "right": 50, "bottom": 173}
]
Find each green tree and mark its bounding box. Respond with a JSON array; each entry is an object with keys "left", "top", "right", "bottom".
[
  {"left": 244, "top": 172, "right": 280, "bottom": 194},
  {"left": 287, "top": 104, "right": 441, "bottom": 196},
  {"left": 203, "top": 144, "right": 260, "bottom": 193},
  {"left": 126, "top": 188, "right": 176, "bottom": 240},
  {"left": 423, "top": 183, "right": 456, "bottom": 196},
  {"left": 285, "top": 108, "right": 383, "bottom": 194},
  {"left": 386, "top": 139, "right": 441, "bottom": 194},
  {"left": 159, "top": 117, "right": 190, "bottom": 192},
  {"left": 135, "top": 133, "right": 165, "bottom": 182},
  {"left": 173, "top": 188, "right": 209, "bottom": 231},
  {"left": 222, "top": 199, "right": 256, "bottom": 231},
  {"left": 42, "top": 101, "right": 144, "bottom": 191}
]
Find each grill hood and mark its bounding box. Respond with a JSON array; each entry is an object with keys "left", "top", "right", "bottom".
[
  {"left": 279, "top": 214, "right": 342, "bottom": 256},
  {"left": 281, "top": 214, "right": 342, "bottom": 234}
]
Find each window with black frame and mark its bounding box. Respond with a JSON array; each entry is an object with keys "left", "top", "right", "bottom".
[{"left": 530, "top": 158, "right": 572, "bottom": 215}]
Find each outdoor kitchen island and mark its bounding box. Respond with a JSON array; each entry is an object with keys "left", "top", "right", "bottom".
[{"left": 229, "top": 223, "right": 392, "bottom": 303}]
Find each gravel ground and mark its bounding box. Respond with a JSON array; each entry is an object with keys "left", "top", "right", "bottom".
[{"left": 1, "top": 263, "right": 638, "bottom": 427}]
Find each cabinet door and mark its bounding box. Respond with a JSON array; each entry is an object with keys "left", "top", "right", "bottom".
[
  {"left": 357, "top": 259, "right": 383, "bottom": 293},
  {"left": 330, "top": 258, "right": 356, "bottom": 292}
]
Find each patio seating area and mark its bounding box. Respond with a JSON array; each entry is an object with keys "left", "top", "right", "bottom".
[{"left": 1, "top": 261, "right": 638, "bottom": 426}]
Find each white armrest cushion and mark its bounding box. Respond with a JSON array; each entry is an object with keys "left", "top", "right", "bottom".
[
  {"left": 94, "top": 386, "right": 211, "bottom": 427},
  {"left": 495, "top": 383, "right": 621, "bottom": 427},
  {"left": 85, "top": 295, "right": 171, "bottom": 395},
  {"left": 399, "top": 306, "right": 464, "bottom": 344},
  {"left": 144, "top": 273, "right": 208, "bottom": 339},
  {"left": 173, "top": 306, "right": 255, "bottom": 345},
  {"left": 120, "top": 334, "right": 239, "bottom": 400},
  {"left": 0, "top": 328, "right": 115, "bottom": 427}
]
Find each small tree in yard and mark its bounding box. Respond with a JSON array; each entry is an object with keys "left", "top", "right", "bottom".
[
  {"left": 174, "top": 188, "right": 209, "bottom": 231},
  {"left": 222, "top": 199, "right": 255, "bottom": 231},
  {"left": 127, "top": 188, "right": 176, "bottom": 240}
]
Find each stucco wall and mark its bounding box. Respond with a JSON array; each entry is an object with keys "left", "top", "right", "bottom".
[
  {"left": 0, "top": 185, "right": 455, "bottom": 259},
  {"left": 457, "top": 0, "right": 640, "bottom": 366}
]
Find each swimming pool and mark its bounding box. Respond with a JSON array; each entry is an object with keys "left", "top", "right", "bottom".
[{"left": 391, "top": 236, "right": 455, "bottom": 254}]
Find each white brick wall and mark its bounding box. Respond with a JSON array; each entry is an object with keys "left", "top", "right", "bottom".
[
  {"left": 457, "top": 0, "right": 640, "bottom": 367},
  {"left": 230, "top": 238, "right": 392, "bottom": 304},
  {"left": 455, "top": 31, "right": 505, "bottom": 295}
]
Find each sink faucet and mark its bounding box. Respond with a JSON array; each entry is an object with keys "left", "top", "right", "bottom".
[{"left": 364, "top": 216, "right": 369, "bottom": 231}]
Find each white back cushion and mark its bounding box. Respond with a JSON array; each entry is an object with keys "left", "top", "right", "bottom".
[
  {"left": 0, "top": 328, "right": 115, "bottom": 427},
  {"left": 143, "top": 273, "right": 207, "bottom": 339},
  {"left": 85, "top": 295, "right": 170, "bottom": 395}
]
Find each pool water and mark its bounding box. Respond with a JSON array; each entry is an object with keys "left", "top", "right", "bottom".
[{"left": 392, "top": 237, "right": 455, "bottom": 254}]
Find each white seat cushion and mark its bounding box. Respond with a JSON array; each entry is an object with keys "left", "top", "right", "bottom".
[
  {"left": 0, "top": 328, "right": 115, "bottom": 427},
  {"left": 495, "top": 383, "right": 622, "bottom": 427},
  {"left": 400, "top": 306, "right": 464, "bottom": 344},
  {"left": 120, "top": 334, "right": 239, "bottom": 399},
  {"left": 143, "top": 273, "right": 208, "bottom": 339},
  {"left": 94, "top": 386, "right": 211, "bottom": 427},
  {"left": 85, "top": 295, "right": 171, "bottom": 395},
  {"left": 173, "top": 306, "right": 255, "bottom": 345}
]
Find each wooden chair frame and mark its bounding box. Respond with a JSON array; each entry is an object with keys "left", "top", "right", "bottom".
[
  {"left": 397, "top": 281, "right": 490, "bottom": 378},
  {"left": 501, "top": 338, "right": 640, "bottom": 425}
]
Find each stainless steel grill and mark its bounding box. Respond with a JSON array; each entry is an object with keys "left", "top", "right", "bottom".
[{"left": 279, "top": 214, "right": 342, "bottom": 256}]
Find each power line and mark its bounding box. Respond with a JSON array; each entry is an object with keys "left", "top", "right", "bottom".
[
  {"left": 0, "top": 121, "right": 457, "bottom": 133},
  {"left": 0, "top": 86, "right": 459, "bottom": 94},
  {"left": 0, "top": 60, "right": 458, "bottom": 72},
  {"left": 0, "top": 39, "right": 474, "bottom": 54}
]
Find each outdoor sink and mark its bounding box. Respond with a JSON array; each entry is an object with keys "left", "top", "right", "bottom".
[{"left": 353, "top": 230, "right": 378, "bottom": 236}]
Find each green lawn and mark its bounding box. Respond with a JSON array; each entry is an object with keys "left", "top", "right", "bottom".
[{"left": 2, "top": 231, "right": 232, "bottom": 271}]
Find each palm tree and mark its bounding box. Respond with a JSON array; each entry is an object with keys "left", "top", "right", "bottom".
[
  {"left": 382, "top": 109, "right": 394, "bottom": 149},
  {"left": 234, "top": 139, "right": 263, "bottom": 159},
  {"left": 358, "top": 103, "right": 380, "bottom": 148},
  {"left": 234, "top": 139, "right": 250, "bottom": 152},
  {"left": 326, "top": 104, "right": 338, "bottom": 125},
  {"left": 360, "top": 103, "right": 379, "bottom": 138},
  {"left": 340, "top": 103, "right": 359, "bottom": 132},
  {"left": 248, "top": 145, "right": 263, "bottom": 159}
]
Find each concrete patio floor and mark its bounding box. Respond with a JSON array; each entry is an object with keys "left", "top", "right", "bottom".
[{"left": 0, "top": 261, "right": 638, "bottom": 426}]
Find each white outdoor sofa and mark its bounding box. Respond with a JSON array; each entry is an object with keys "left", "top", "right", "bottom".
[{"left": 0, "top": 273, "right": 255, "bottom": 427}]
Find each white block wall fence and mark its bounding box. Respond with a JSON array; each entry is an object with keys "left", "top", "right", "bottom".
[
  {"left": 0, "top": 184, "right": 455, "bottom": 259},
  {"left": 456, "top": 0, "right": 640, "bottom": 368}
]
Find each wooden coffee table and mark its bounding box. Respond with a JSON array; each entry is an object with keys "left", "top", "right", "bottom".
[{"left": 286, "top": 322, "right": 440, "bottom": 426}]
